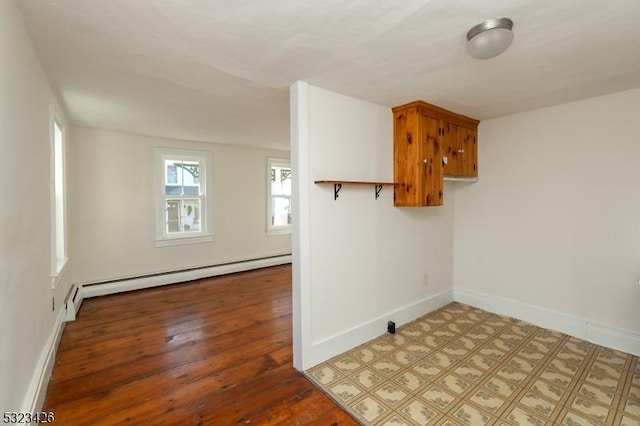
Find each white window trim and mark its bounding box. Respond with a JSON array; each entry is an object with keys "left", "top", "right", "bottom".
[
  {"left": 49, "top": 105, "right": 68, "bottom": 288},
  {"left": 267, "top": 157, "right": 292, "bottom": 236},
  {"left": 155, "top": 148, "right": 213, "bottom": 247}
]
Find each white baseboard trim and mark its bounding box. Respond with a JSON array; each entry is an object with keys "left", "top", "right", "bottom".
[
  {"left": 81, "top": 255, "right": 292, "bottom": 298},
  {"left": 21, "top": 304, "right": 67, "bottom": 413},
  {"left": 586, "top": 323, "right": 640, "bottom": 357},
  {"left": 454, "top": 288, "right": 640, "bottom": 357},
  {"left": 303, "top": 290, "right": 454, "bottom": 370}
]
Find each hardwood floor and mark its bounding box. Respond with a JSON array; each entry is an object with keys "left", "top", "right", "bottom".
[{"left": 44, "top": 265, "right": 359, "bottom": 425}]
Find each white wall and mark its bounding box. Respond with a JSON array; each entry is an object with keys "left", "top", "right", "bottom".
[
  {"left": 454, "top": 89, "right": 640, "bottom": 338},
  {"left": 0, "top": 0, "right": 73, "bottom": 412},
  {"left": 71, "top": 127, "right": 291, "bottom": 284},
  {"left": 292, "top": 82, "right": 455, "bottom": 369}
]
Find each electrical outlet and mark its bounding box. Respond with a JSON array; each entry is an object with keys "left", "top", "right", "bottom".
[{"left": 423, "top": 274, "right": 429, "bottom": 286}]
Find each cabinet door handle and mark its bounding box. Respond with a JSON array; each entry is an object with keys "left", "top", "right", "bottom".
[
  {"left": 457, "top": 149, "right": 465, "bottom": 153},
  {"left": 423, "top": 159, "right": 428, "bottom": 163}
]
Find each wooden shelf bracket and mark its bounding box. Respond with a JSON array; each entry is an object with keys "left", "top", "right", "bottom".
[
  {"left": 315, "top": 180, "right": 394, "bottom": 201},
  {"left": 375, "top": 184, "right": 383, "bottom": 199},
  {"left": 334, "top": 183, "right": 342, "bottom": 200}
]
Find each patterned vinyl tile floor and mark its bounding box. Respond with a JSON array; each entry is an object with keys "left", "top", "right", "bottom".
[{"left": 306, "top": 303, "right": 640, "bottom": 425}]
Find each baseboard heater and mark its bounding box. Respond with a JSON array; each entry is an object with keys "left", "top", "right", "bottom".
[
  {"left": 80, "top": 254, "right": 292, "bottom": 299},
  {"left": 65, "top": 285, "right": 83, "bottom": 321}
]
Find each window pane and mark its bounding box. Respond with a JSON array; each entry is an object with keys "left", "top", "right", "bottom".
[
  {"left": 165, "top": 159, "right": 201, "bottom": 196},
  {"left": 182, "top": 161, "right": 200, "bottom": 193},
  {"left": 271, "top": 196, "right": 291, "bottom": 227},
  {"left": 166, "top": 162, "right": 178, "bottom": 184},
  {"left": 180, "top": 161, "right": 200, "bottom": 185},
  {"left": 183, "top": 185, "right": 199, "bottom": 196},
  {"left": 165, "top": 198, "right": 201, "bottom": 233},
  {"left": 165, "top": 185, "right": 182, "bottom": 195},
  {"left": 166, "top": 199, "right": 182, "bottom": 233},
  {"left": 165, "top": 159, "right": 181, "bottom": 195},
  {"left": 281, "top": 168, "right": 291, "bottom": 195},
  {"left": 271, "top": 166, "right": 292, "bottom": 196},
  {"left": 182, "top": 198, "right": 200, "bottom": 232}
]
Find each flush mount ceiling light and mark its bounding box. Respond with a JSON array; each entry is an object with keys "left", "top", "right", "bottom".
[{"left": 466, "top": 17, "right": 514, "bottom": 60}]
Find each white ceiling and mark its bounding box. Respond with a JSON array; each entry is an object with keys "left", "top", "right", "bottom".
[{"left": 18, "top": 0, "right": 640, "bottom": 151}]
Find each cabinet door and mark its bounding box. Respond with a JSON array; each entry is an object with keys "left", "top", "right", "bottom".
[
  {"left": 442, "top": 124, "right": 477, "bottom": 177},
  {"left": 418, "top": 114, "right": 444, "bottom": 206},
  {"left": 394, "top": 108, "right": 419, "bottom": 206},
  {"left": 442, "top": 121, "right": 461, "bottom": 177},
  {"left": 458, "top": 126, "right": 478, "bottom": 177}
]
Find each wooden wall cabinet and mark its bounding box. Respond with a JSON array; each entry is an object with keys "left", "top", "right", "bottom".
[
  {"left": 442, "top": 121, "right": 478, "bottom": 178},
  {"left": 393, "top": 101, "right": 479, "bottom": 207}
]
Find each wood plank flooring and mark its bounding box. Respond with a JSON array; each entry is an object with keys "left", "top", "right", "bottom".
[{"left": 44, "top": 264, "right": 359, "bottom": 425}]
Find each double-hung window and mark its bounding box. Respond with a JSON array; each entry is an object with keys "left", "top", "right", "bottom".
[
  {"left": 267, "top": 158, "right": 292, "bottom": 235},
  {"left": 50, "top": 106, "right": 67, "bottom": 287},
  {"left": 156, "top": 149, "right": 211, "bottom": 246}
]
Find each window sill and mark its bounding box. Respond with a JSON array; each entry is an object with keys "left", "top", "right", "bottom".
[
  {"left": 51, "top": 257, "right": 69, "bottom": 289},
  {"left": 155, "top": 234, "right": 213, "bottom": 247},
  {"left": 267, "top": 228, "right": 291, "bottom": 236}
]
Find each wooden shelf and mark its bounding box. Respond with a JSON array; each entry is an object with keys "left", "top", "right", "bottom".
[
  {"left": 443, "top": 176, "right": 479, "bottom": 182},
  {"left": 314, "top": 180, "right": 394, "bottom": 186},
  {"left": 314, "top": 180, "right": 394, "bottom": 200}
]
